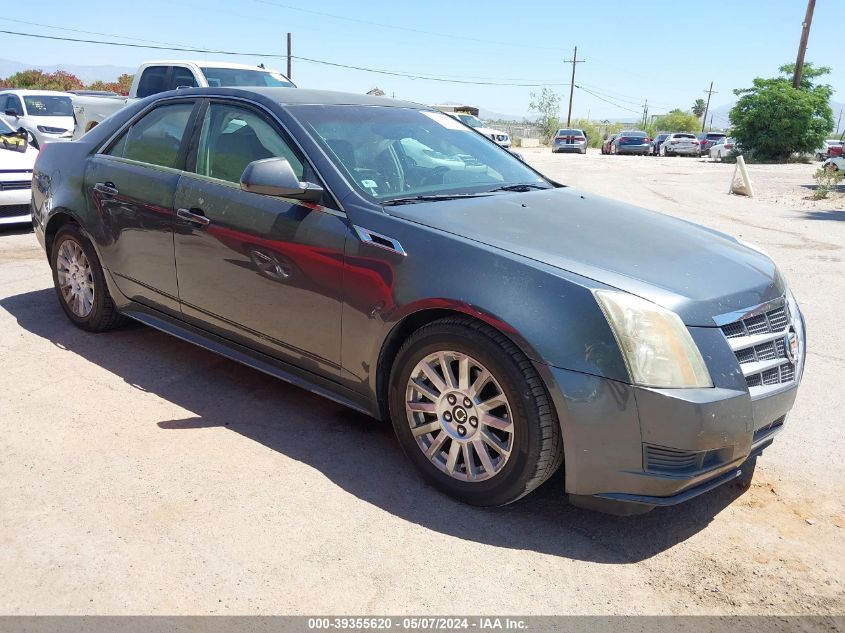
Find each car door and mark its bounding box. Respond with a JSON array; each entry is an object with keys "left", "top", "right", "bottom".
[
  {"left": 173, "top": 100, "right": 347, "bottom": 377},
  {"left": 85, "top": 99, "right": 200, "bottom": 314}
]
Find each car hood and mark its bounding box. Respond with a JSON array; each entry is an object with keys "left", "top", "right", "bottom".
[
  {"left": 385, "top": 187, "right": 784, "bottom": 326},
  {"left": 0, "top": 144, "right": 37, "bottom": 169},
  {"left": 476, "top": 126, "right": 506, "bottom": 137}
]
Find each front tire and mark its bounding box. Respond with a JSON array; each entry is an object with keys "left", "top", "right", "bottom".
[
  {"left": 50, "top": 224, "right": 126, "bottom": 332},
  {"left": 388, "top": 318, "right": 563, "bottom": 506}
]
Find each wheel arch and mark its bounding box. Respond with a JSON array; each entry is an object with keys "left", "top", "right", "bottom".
[
  {"left": 44, "top": 209, "right": 83, "bottom": 258},
  {"left": 375, "top": 304, "right": 547, "bottom": 422}
]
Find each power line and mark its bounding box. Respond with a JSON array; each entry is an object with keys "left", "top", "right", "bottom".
[
  {"left": 0, "top": 29, "right": 569, "bottom": 87},
  {"left": 246, "top": 0, "right": 570, "bottom": 53},
  {"left": 574, "top": 85, "right": 642, "bottom": 115}
]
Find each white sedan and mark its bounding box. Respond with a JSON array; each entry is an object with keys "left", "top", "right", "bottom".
[
  {"left": 709, "top": 137, "right": 737, "bottom": 161},
  {"left": 0, "top": 120, "right": 37, "bottom": 226}
]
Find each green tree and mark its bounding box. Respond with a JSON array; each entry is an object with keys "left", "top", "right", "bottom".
[
  {"left": 729, "top": 63, "right": 833, "bottom": 161},
  {"left": 3, "top": 69, "right": 83, "bottom": 91},
  {"left": 692, "top": 98, "right": 707, "bottom": 118},
  {"left": 529, "top": 87, "right": 561, "bottom": 143},
  {"left": 652, "top": 109, "right": 701, "bottom": 134}
]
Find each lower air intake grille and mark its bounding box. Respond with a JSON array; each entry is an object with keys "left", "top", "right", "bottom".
[{"left": 644, "top": 444, "right": 730, "bottom": 475}]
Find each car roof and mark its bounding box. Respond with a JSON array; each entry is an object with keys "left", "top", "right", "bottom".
[
  {"left": 141, "top": 60, "right": 283, "bottom": 71},
  {"left": 168, "top": 86, "right": 427, "bottom": 109},
  {"left": 0, "top": 89, "right": 75, "bottom": 96}
]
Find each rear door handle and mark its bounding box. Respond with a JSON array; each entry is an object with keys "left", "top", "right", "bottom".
[
  {"left": 93, "top": 181, "right": 118, "bottom": 197},
  {"left": 177, "top": 207, "right": 211, "bottom": 227}
]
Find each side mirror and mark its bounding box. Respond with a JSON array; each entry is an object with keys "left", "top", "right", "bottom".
[
  {"left": 240, "top": 157, "right": 323, "bottom": 202},
  {"left": 4, "top": 109, "right": 20, "bottom": 118}
]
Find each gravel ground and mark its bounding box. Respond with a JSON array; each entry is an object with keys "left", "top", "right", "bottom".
[{"left": 0, "top": 149, "right": 843, "bottom": 616}]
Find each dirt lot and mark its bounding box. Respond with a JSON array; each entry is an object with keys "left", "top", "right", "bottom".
[{"left": 1, "top": 150, "right": 843, "bottom": 616}]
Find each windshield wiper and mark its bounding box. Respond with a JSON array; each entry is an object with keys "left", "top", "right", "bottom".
[
  {"left": 381, "top": 193, "right": 493, "bottom": 206},
  {"left": 487, "top": 183, "right": 550, "bottom": 193}
]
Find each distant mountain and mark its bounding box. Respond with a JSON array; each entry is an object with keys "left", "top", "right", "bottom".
[{"left": 0, "top": 59, "right": 135, "bottom": 83}]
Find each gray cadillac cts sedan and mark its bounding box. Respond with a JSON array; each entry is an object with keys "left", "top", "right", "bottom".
[{"left": 31, "top": 88, "right": 805, "bottom": 514}]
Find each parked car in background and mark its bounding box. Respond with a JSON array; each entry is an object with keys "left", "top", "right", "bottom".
[
  {"left": 32, "top": 87, "right": 805, "bottom": 514},
  {"left": 696, "top": 132, "right": 726, "bottom": 156},
  {"left": 649, "top": 133, "right": 670, "bottom": 156},
  {"left": 600, "top": 134, "right": 617, "bottom": 155},
  {"left": 823, "top": 156, "right": 845, "bottom": 172},
  {"left": 609, "top": 130, "right": 650, "bottom": 155},
  {"left": 0, "top": 90, "right": 74, "bottom": 149},
  {"left": 661, "top": 133, "right": 701, "bottom": 157},
  {"left": 709, "top": 137, "right": 736, "bottom": 161},
  {"left": 0, "top": 118, "right": 37, "bottom": 226},
  {"left": 72, "top": 60, "right": 295, "bottom": 138},
  {"left": 815, "top": 139, "right": 844, "bottom": 161},
  {"left": 444, "top": 112, "right": 511, "bottom": 149},
  {"left": 552, "top": 128, "right": 588, "bottom": 154}
]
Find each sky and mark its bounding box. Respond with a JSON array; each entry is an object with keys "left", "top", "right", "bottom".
[{"left": 1, "top": 0, "right": 843, "bottom": 124}]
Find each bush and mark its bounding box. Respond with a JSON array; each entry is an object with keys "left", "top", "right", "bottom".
[
  {"left": 730, "top": 63, "right": 833, "bottom": 162},
  {"left": 812, "top": 166, "right": 843, "bottom": 199}
]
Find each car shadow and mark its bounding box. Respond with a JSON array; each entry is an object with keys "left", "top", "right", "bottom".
[
  {"left": 0, "top": 224, "right": 33, "bottom": 236},
  {"left": 0, "top": 287, "right": 755, "bottom": 564},
  {"left": 801, "top": 209, "right": 845, "bottom": 222}
]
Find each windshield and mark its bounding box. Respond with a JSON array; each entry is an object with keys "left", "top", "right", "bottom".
[
  {"left": 455, "top": 114, "right": 483, "bottom": 128},
  {"left": 289, "top": 105, "right": 550, "bottom": 203},
  {"left": 22, "top": 95, "right": 73, "bottom": 117},
  {"left": 200, "top": 67, "right": 294, "bottom": 88},
  {"left": 557, "top": 129, "right": 583, "bottom": 136}
]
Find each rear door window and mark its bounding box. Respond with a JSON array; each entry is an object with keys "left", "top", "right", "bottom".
[
  {"left": 136, "top": 66, "right": 170, "bottom": 99},
  {"left": 170, "top": 67, "right": 198, "bottom": 91},
  {"left": 107, "top": 102, "right": 196, "bottom": 169}
]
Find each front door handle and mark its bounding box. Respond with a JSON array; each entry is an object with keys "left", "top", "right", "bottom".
[
  {"left": 93, "top": 181, "right": 118, "bottom": 197},
  {"left": 177, "top": 207, "right": 211, "bottom": 227}
]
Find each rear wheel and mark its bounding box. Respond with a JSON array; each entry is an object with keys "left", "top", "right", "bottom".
[
  {"left": 388, "top": 318, "right": 563, "bottom": 506},
  {"left": 50, "top": 224, "right": 126, "bottom": 332}
]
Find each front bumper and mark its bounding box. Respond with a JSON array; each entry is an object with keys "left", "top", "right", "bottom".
[
  {"left": 0, "top": 187, "right": 33, "bottom": 225},
  {"left": 542, "top": 362, "right": 799, "bottom": 510}
]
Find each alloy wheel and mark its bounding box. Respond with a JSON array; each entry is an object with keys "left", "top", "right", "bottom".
[
  {"left": 56, "top": 239, "right": 95, "bottom": 318},
  {"left": 405, "top": 351, "right": 514, "bottom": 482}
]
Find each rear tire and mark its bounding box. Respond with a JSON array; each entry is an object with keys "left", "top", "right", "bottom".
[
  {"left": 388, "top": 317, "right": 563, "bottom": 506},
  {"left": 50, "top": 224, "right": 126, "bottom": 332}
]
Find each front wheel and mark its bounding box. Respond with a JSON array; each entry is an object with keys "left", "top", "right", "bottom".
[
  {"left": 388, "top": 318, "right": 563, "bottom": 506},
  {"left": 50, "top": 224, "right": 126, "bottom": 332}
]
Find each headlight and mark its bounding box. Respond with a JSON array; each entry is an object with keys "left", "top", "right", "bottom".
[
  {"left": 594, "top": 290, "right": 713, "bottom": 389},
  {"left": 36, "top": 126, "right": 68, "bottom": 134}
]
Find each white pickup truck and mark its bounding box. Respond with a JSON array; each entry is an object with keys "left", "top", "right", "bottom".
[{"left": 72, "top": 60, "right": 295, "bottom": 138}]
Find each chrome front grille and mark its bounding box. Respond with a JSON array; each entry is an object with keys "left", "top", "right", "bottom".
[{"left": 719, "top": 302, "right": 797, "bottom": 396}]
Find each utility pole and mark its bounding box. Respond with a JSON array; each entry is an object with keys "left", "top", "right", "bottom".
[
  {"left": 701, "top": 81, "right": 716, "bottom": 133},
  {"left": 564, "top": 46, "right": 585, "bottom": 127},
  {"left": 286, "top": 32, "right": 292, "bottom": 80},
  {"left": 709, "top": 114, "right": 713, "bottom": 132},
  {"left": 835, "top": 107, "right": 842, "bottom": 135},
  {"left": 641, "top": 99, "right": 648, "bottom": 129},
  {"left": 793, "top": 0, "right": 816, "bottom": 89}
]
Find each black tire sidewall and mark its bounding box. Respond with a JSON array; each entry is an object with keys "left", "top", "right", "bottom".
[
  {"left": 388, "top": 324, "right": 544, "bottom": 506},
  {"left": 50, "top": 225, "right": 112, "bottom": 331}
]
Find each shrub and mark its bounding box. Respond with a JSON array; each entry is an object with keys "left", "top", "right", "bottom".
[
  {"left": 812, "top": 166, "right": 843, "bottom": 199},
  {"left": 730, "top": 63, "right": 833, "bottom": 162}
]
